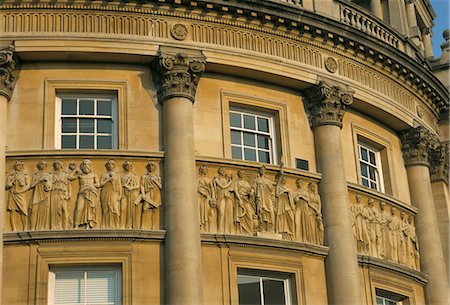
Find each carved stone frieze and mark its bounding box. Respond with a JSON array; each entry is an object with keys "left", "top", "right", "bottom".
[
  {"left": 303, "top": 81, "right": 354, "bottom": 128},
  {"left": 429, "top": 142, "right": 449, "bottom": 184},
  {"left": 400, "top": 126, "right": 441, "bottom": 167},
  {"left": 152, "top": 48, "right": 206, "bottom": 103},
  {"left": 0, "top": 45, "right": 18, "bottom": 100}
]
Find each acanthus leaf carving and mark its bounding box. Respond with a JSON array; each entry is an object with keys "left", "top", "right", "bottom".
[
  {"left": 0, "top": 45, "right": 19, "bottom": 100},
  {"left": 400, "top": 125, "right": 439, "bottom": 167}
]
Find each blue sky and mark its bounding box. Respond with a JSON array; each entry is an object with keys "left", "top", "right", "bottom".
[{"left": 430, "top": 0, "right": 449, "bottom": 57}]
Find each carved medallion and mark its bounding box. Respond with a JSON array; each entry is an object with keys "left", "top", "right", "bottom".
[
  {"left": 324, "top": 57, "right": 337, "bottom": 73},
  {"left": 171, "top": 24, "right": 188, "bottom": 41}
]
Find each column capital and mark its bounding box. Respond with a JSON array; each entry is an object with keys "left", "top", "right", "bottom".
[
  {"left": 152, "top": 47, "right": 206, "bottom": 103},
  {"left": 400, "top": 126, "right": 440, "bottom": 167},
  {"left": 0, "top": 45, "right": 19, "bottom": 101},
  {"left": 303, "top": 80, "right": 354, "bottom": 129},
  {"left": 430, "top": 142, "right": 449, "bottom": 184}
]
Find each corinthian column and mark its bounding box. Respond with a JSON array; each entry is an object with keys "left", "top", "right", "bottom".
[
  {"left": 304, "top": 81, "right": 362, "bottom": 305},
  {"left": 0, "top": 45, "right": 18, "bottom": 304},
  {"left": 400, "top": 127, "right": 449, "bottom": 305},
  {"left": 152, "top": 47, "right": 206, "bottom": 305}
]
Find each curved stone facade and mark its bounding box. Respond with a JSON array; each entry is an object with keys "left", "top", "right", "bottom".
[{"left": 1, "top": 0, "right": 448, "bottom": 304}]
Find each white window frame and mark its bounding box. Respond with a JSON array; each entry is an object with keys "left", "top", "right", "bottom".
[
  {"left": 237, "top": 269, "right": 293, "bottom": 305},
  {"left": 48, "top": 265, "right": 122, "bottom": 305},
  {"left": 375, "top": 289, "right": 407, "bottom": 305},
  {"left": 229, "top": 108, "right": 278, "bottom": 164},
  {"left": 55, "top": 92, "right": 118, "bottom": 149},
  {"left": 358, "top": 141, "right": 384, "bottom": 192}
]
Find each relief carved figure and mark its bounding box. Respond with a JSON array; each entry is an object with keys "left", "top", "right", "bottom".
[
  {"left": 71, "top": 159, "right": 100, "bottom": 229},
  {"left": 6, "top": 161, "right": 30, "bottom": 231},
  {"left": 30, "top": 160, "right": 52, "bottom": 231},
  {"left": 399, "top": 211, "right": 408, "bottom": 266},
  {"left": 406, "top": 215, "right": 420, "bottom": 270},
  {"left": 50, "top": 161, "right": 72, "bottom": 230},
  {"left": 197, "top": 166, "right": 216, "bottom": 233},
  {"left": 367, "top": 198, "right": 382, "bottom": 258},
  {"left": 120, "top": 161, "right": 140, "bottom": 229},
  {"left": 254, "top": 165, "right": 276, "bottom": 233},
  {"left": 212, "top": 167, "right": 234, "bottom": 234},
  {"left": 378, "top": 201, "right": 392, "bottom": 259},
  {"left": 388, "top": 207, "right": 401, "bottom": 263},
  {"left": 292, "top": 179, "right": 309, "bottom": 243},
  {"left": 352, "top": 194, "right": 370, "bottom": 254},
  {"left": 307, "top": 183, "right": 324, "bottom": 245},
  {"left": 139, "top": 161, "right": 162, "bottom": 230},
  {"left": 100, "top": 160, "right": 122, "bottom": 229},
  {"left": 234, "top": 170, "right": 255, "bottom": 236},
  {"left": 275, "top": 173, "right": 295, "bottom": 240}
]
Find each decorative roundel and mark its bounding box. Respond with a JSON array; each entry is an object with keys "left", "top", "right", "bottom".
[
  {"left": 171, "top": 24, "right": 188, "bottom": 41},
  {"left": 324, "top": 57, "right": 338, "bottom": 73}
]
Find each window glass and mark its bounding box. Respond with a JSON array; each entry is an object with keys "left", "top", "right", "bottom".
[
  {"left": 358, "top": 142, "right": 383, "bottom": 192},
  {"left": 229, "top": 109, "right": 276, "bottom": 164}
]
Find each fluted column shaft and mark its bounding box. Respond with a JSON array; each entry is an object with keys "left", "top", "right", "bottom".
[
  {"left": 401, "top": 127, "right": 449, "bottom": 305},
  {"left": 422, "top": 29, "right": 434, "bottom": 58},
  {"left": 304, "top": 81, "right": 362, "bottom": 305},
  {"left": 0, "top": 45, "right": 18, "bottom": 304},
  {"left": 153, "top": 48, "right": 206, "bottom": 305}
]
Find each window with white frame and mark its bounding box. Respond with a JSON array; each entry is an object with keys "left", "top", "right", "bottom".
[
  {"left": 230, "top": 109, "right": 277, "bottom": 164},
  {"left": 49, "top": 265, "right": 122, "bottom": 305},
  {"left": 237, "top": 269, "right": 293, "bottom": 305},
  {"left": 358, "top": 142, "right": 384, "bottom": 192},
  {"left": 376, "top": 289, "right": 407, "bottom": 305},
  {"left": 56, "top": 93, "right": 118, "bottom": 149}
]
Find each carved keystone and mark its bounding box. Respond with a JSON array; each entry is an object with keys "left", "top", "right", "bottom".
[
  {"left": 152, "top": 47, "right": 206, "bottom": 103},
  {"left": 400, "top": 126, "right": 441, "bottom": 167},
  {"left": 303, "top": 80, "right": 354, "bottom": 129},
  {"left": 0, "top": 45, "right": 18, "bottom": 100}
]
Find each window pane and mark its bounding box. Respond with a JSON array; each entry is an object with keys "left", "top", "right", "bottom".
[
  {"left": 257, "top": 118, "right": 269, "bottom": 132},
  {"left": 62, "top": 135, "right": 76, "bottom": 149},
  {"left": 263, "top": 279, "right": 286, "bottom": 305},
  {"left": 79, "top": 119, "right": 95, "bottom": 133},
  {"left": 97, "top": 100, "right": 112, "bottom": 116},
  {"left": 54, "top": 271, "right": 85, "bottom": 304},
  {"left": 238, "top": 275, "right": 261, "bottom": 305},
  {"left": 257, "top": 135, "right": 269, "bottom": 149},
  {"left": 231, "top": 130, "right": 242, "bottom": 145},
  {"left": 369, "top": 151, "right": 376, "bottom": 165},
  {"left": 98, "top": 119, "right": 112, "bottom": 134},
  {"left": 258, "top": 151, "right": 270, "bottom": 164},
  {"left": 376, "top": 297, "right": 384, "bottom": 305},
  {"left": 243, "top": 132, "right": 256, "bottom": 147},
  {"left": 360, "top": 147, "right": 368, "bottom": 161},
  {"left": 243, "top": 115, "right": 256, "bottom": 130},
  {"left": 230, "top": 112, "right": 241, "bottom": 128},
  {"left": 232, "top": 146, "right": 243, "bottom": 159},
  {"left": 370, "top": 182, "right": 378, "bottom": 190},
  {"left": 362, "top": 178, "right": 369, "bottom": 187},
  {"left": 62, "top": 118, "right": 77, "bottom": 133},
  {"left": 61, "top": 99, "right": 77, "bottom": 115},
  {"left": 98, "top": 136, "right": 112, "bottom": 149},
  {"left": 86, "top": 271, "right": 116, "bottom": 303},
  {"left": 79, "top": 135, "right": 94, "bottom": 149},
  {"left": 79, "top": 99, "right": 94, "bottom": 115},
  {"left": 360, "top": 163, "right": 368, "bottom": 177},
  {"left": 369, "top": 167, "right": 377, "bottom": 180},
  {"left": 244, "top": 148, "right": 257, "bottom": 161}
]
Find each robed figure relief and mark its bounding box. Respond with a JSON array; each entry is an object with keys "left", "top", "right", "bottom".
[
  {"left": 307, "top": 182, "right": 324, "bottom": 245},
  {"left": 292, "top": 179, "right": 309, "bottom": 242},
  {"left": 388, "top": 207, "right": 401, "bottom": 263},
  {"left": 367, "top": 198, "right": 382, "bottom": 258},
  {"left": 378, "top": 202, "right": 392, "bottom": 259},
  {"left": 30, "top": 160, "right": 52, "bottom": 231},
  {"left": 234, "top": 170, "right": 255, "bottom": 236},
  {"left": 70, "top": 159, "right": 100, "bottom": 229},
  {"left": 121, "top": 161, "right": 140, "bottom": 229},
  {"left": 212, "top": 167, "right": 234, "bottom": 234},
  {"left": 138, "top": 161, "right": 162, "bottom": 230},
  {"left": 197, "top": 166, "right": 216, "bottom": 232},
  {"left": 6, "top": 161, "right": 30, "bottom": 231},
  {"left": 254, "top": 165, "right": 276, "bottom": 233},
  {"left": 275, "top": 173, "right": 295, "bottom": 240},
  {"left": 352, "top": 194, "right": 370, "bottom": 254},
  {"left": 50, "top": 161, "right": 72, "bottom": 230},
  {"left": 100, "top": 160, "right": 122, "bottom": 229}
]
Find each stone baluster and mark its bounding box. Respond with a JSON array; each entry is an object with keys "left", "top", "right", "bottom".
[
  {"left": 0, "top": 44, "right": 18, "bottom": 304},
  {"left": 152, "top": 47, "right": 206, "bottom": 305},
  {"left": 304, "top": 81, "right": 362, "bottom": 305},
  {"left": 400, "top": 126, "right": 449, "bottom": 305}
]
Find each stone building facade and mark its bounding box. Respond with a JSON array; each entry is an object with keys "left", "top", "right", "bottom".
[{"left": 0, "top": 0, "right": 448, "bottom": 304}]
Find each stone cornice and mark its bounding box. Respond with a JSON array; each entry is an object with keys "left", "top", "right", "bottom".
[
  {"left": 0, "top": 45, "right": 18, "bottom": 100},
  {"left": 0, "top": 0, "right": 447, "bottom": 116},
  {"left": 430, "top": 142, "right": 449, "bottom": 184},
  {"left": 152, "top": 47, "right": 206, "bottom": 103},
  {"left": 400, "top": 125, "right": 441, "bottom": 167},
  {"left": 303, "top": 80, "right": 354, "bottom": 129}
]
